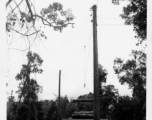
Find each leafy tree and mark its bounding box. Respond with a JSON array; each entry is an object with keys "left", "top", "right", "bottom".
[
  {"left": 15, "top": 51, "right": 44, "bottom": 120},
  {"left": 16, "top": 51, "right": 43, "bottom": 104},
  {"left": 113, "top": 50, "right": 146, "bottom": 120},
  {"left": 98, "top": 64, "right": 108, "bottom": 85},
  {"left": 40, "top": 3, "right": 74, "bottom": 32},
  {"left": 113, "top": 50, "right": 146, "bottom": 101},
  {"left": 119, "top": 0, "right": 147, "bottom": 44},
  {"left": 98, "top": 64, "right": 110, "bottom": 118}
]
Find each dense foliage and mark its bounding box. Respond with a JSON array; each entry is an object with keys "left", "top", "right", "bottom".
[
  {"left": 113, "top": 50, "right": 146, "bottom": 102},
  {"left": 98, "top": 64, "right": 108, "bottom": 84},
  {"left": 16, "top": 51, "right": 43, "bottom": 103},
  {"left": 7, "top": 51, "right": 44, "bottom": 120},
  {"left": 113, "top": 0, "right": 147, "bottom": 119},
  {"left": 113, "top": 50, "right": 146, "bottom": 120},
  {"left": 120, "top": 0, "right": 147, "bottom": 44}
]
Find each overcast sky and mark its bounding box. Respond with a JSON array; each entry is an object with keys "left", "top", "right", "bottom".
[{"left": 6, "top": 0, "right": 141, "bottom": 100}]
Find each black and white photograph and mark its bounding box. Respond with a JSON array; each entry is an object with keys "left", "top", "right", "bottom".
[{"left": 3, "top": 0, "right": 151, "bottom": 120}]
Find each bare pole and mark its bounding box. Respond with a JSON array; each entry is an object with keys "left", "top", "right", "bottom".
[
  {"left": 57, "top": 70, "right": 62, "bottom": 120},
  {"left": 92, "top": 5, "right": 100, "bottom": 120}
]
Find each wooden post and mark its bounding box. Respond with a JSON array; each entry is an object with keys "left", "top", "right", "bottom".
[
  {"left": 92, "top": 5, "right": 100, "bottom": 120},
  {"left": 57, "top": 70, "right": 61, "bottom": 120}
]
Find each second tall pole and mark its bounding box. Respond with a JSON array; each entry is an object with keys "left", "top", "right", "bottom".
[
  {"left": 57, "top": 70, "right": 61, "bottom": 120},
  {"left": 92, "top": 5, "right": 100, "bottom": 120}
]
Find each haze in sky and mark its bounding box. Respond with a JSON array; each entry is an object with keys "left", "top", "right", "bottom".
[{"left": 6, "top": 0, "right": 140, "bottom": 100}]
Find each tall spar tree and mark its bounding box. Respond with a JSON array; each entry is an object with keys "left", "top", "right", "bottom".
[{"left": 15, "top": 51, "right": 43, "bottom": 120}]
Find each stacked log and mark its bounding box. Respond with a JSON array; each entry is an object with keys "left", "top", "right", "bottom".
[
  {"left": 72, "top": 99, "right": 94, "bottom": 103},
  {"left": 72, "top": 111, "right": 93, "bottom": 119}
]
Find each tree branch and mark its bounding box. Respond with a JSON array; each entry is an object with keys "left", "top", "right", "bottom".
[
  {"left": 33, "top": 14, "right": 74, "bottom": 28},
  {"left": 7, "top": 0, "right": 24, "bottom": 17},
  {"left": 6, "top": 0, "right": 13, "bottom": 8},
  {"left": 8, "top": 26, "right": 40, "bottom": 37},
  {"left": 25, "top": 0, "right": 33, "bottom": 20},
  {"left": 13, "top": 0, "right": 21, "bottom": 13},
  {"left": 9, "top": 47, "right": 29, "bottom": 52}
]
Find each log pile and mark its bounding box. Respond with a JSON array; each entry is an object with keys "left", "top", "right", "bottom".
[
  {"left": 72, "top": 111, "right": 93, "bottom": 119},
  {"left": 72, "top": 99, "right": 94, "bottom": 103}
]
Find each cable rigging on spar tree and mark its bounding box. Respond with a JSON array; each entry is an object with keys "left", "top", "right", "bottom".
[
  {"left": 71, "top": 1, "right": 121, "bottom": 118},
  {"left": 71, "top": 45, "right": 94, "bottom": 119},
  {"left": 72, "top": 45, "right": 93, "bottom": 102},
  {"left": 72, "top": 45, "right": 92, "bottom": 98}
]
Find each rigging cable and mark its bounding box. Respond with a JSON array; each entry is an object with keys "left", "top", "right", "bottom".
[
  {"left": 48, "top": 19, "right": 92, "bottom": 71},
  {"left": 69, "top": 29, "right": 93, "bottom": 98},
  {"left": 62, "top": 26, "right": 92, "bottom": 71},
  {"left": 84, "top": 33, "right": 92, "bottom": 92},
  {"left": 44, "top": 19, "right": 91, "bottom": 62}
]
